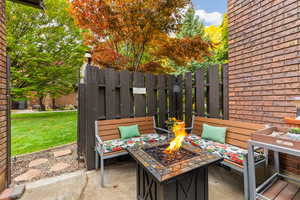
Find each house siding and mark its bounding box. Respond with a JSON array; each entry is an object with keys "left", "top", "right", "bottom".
[
  {"left": 27, "top": 92, "right": 77, "bottom": 109},
  {"left": 228, "top": 0, "right": 300, "bottom": 174},
  {"left": 0, "top": 0, "right": 8, "bottom": 191}
]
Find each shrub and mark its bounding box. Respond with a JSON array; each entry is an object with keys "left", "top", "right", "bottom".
[{"left": 289, "top": 127, "right": 300, "bottom": 134}]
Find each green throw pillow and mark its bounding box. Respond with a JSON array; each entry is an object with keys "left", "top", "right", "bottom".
[
  {"left": 118, "top": 125, "right": 141, "bottom": 139},
  {"left": 201, "top": 123, "right": 227, "bottom": 144}
]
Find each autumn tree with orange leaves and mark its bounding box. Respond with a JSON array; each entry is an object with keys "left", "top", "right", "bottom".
[{"left": 70, "top": 0, "right": 212, "bottom": 73}]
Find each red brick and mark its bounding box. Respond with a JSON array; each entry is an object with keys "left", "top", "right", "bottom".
[
  {"left": 0, "top": 0, "right": 7, "bottom": 190},
  {"left": 228, "top": 0, "right": 300, "bottom": 128},
  {"left": 229, "top": 0, "right": 300, "bottom": 175}
]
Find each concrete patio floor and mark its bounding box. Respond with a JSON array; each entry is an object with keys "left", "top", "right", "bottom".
[{"left": 20, "top": 160, "right": 244, "bottom": 200}]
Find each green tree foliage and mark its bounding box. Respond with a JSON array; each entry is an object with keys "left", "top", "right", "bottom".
[
  {"left": 172, "top": 7, "right": 208, "bottom": 74},
  {"left": 215, "top": 14, "right": 228, "bottom": 63},
  {"left": 7, "top": 0, "right": 86, "bottom": 110},
  {"left": 204, "top": 14, "right": 228, "bottom": 64},
  {"left": 174, "top": 12, "right": 229, "bottom": 74},
  {"left": 177, "top": 7, "right": 205, "bottom": 38}
]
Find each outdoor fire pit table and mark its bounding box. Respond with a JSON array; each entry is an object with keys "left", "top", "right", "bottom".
[{"left": 127, "top": 142, "right": 223, "bottom": 200}]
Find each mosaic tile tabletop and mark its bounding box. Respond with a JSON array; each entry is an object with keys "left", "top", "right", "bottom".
[{"left": 127, "top": 141, "right": 223, "bottom": 183}]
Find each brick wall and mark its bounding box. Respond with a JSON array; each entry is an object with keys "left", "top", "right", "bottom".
[
  {"left": 228, "top": 0, "right": 300, "bottom": 174},
  {"left": 0, "top": 0, "right": 8, "bottom": 191},
  {"left": 228, "top": 0, "right": 300, "bottom": 126}
]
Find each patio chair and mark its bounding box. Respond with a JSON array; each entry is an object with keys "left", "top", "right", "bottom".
[
  {"left": 185, "top": 116, "right": 268, "bottom": 200},
  {"left": 95, "top": 116, "right": 169, "bottom": 187}
]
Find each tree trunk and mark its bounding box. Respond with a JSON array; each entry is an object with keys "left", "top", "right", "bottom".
[
  {"left": 38, "top": 97, "right": 46, "bottom": 111},
  {"left": 134, "top": 44, "right": 145, "bottom": 72},
  {"left": 52, "top": 98, "right": 57, "bottom": 110}
]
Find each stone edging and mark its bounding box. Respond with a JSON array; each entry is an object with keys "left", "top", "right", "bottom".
[{"left": 13, "top": 142, "right": 76, "bottom": 159}]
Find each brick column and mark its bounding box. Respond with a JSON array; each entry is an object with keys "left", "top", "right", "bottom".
[
  {"left": 228, "top": 0, "right": 300, "bottom": 126},
  {"left": 228, "top": 0, "right": 300, "bottom": 174},
  {"left": 0, "top": 0, "right": 8, "bottom": 191}
]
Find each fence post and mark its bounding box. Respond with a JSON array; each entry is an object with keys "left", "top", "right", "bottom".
[
  {"left": 167, "top": 76, "right": 176, "bottom": 118},
  {"left": 195, "top": 69, "right": 205, "bottom": 116},
  {"left": 146, "top": 74, "right": 157, "bottom": 117},
  {"left": 85, "top": 65, "right": 98, "bottom": 170},
  {"left": 133, "top": 72, "right": 146, "bottom": 117},
  {"left": 120, "top": 71, "right": 131, "bottom": 118},
  {"left": 222, "top": 64, "right": 229, "bottom": 120},
  {"left": 175, "top": 76, "right": 183, "bottom": 120},
  {"left": 185, "top": 72, "right": 193, "bottom": 127},
  {"left": 104, "top": 68, "right": 116, "bottom": 119},
  {"left": 77, "top": 83, "right": 86, "bottom": 158},
  {"left": 208, "top": 65, "right": 220, "bottom": 118},
  {"left": 158, "top": 75, "right": 167, "bottom": 128}
]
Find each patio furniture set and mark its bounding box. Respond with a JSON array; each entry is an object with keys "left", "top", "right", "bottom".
[
  {"left": 94, "top": 115, "right": 300, "bottom": 200},
  {"left": 94, "top": 116, "right": 275, "bottom": 200}
]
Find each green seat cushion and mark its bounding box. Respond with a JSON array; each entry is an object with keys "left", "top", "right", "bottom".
[
  {"left": 118, "top": 124, "right": 141, "bottom": 139},
  {"left": 201, "top": 123, "right": 227, "bottom": 144}
]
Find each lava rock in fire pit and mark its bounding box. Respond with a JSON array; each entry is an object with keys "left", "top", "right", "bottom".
[
  {"left": 127, "top": 142, "right": 223, "bottom": 200},
  {"left": 144, "top": 144, "right": 197, "bottom": 167}
]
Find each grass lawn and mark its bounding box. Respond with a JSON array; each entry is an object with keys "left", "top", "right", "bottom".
[{"left": 11, "top": 111, "right": 77, "bottom": 156}]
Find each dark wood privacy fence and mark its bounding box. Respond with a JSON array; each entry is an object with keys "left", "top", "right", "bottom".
[{"left": 78, "top": 64, "right": 229, "bottom": 170}]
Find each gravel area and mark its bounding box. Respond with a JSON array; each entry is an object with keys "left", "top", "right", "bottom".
[{"left": 11, "top": 143, "right": 85, "bottom": 185}]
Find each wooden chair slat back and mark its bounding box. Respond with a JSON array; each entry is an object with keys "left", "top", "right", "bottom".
[
  {"left": 97, "top": 117, "right": 155, "bottom": 141},
  {"left": 192, "top": 117, "right": 265, "bottom": 149}
]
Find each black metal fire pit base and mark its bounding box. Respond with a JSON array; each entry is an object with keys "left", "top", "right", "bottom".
[
  {"left": 128, "top": 142, "right": 222, "bottom": 200},
  {"left": 136, "top": 163, "right": 208, "bottom": 200}
]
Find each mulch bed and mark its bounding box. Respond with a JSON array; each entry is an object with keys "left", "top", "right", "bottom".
[{"left": 11, "top": 143, "right": 85, "bottom": 186}]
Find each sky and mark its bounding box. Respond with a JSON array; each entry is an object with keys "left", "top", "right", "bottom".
[{"left": 192, "top": 0, "right": 227, "bottom": 26}]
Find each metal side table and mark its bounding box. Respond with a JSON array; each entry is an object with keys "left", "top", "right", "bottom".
[{"left": 248, "top": 140, "right": 300, "bottom": 200}]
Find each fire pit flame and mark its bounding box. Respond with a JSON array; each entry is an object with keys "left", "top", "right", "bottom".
[{"left": 164, "top": 122, "right": 187, "bottom": 154}]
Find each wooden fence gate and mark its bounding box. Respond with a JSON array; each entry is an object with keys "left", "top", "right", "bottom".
[{"left": 78, "top": 64, "right": 229, "bottom": 170}]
